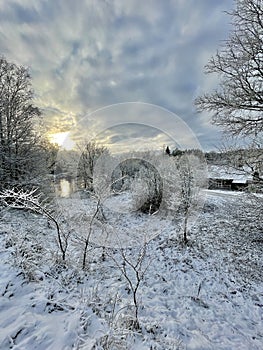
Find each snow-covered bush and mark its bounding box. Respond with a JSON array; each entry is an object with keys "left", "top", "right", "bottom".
[
  {"left": 131, "top": 164, "right": 163, "bottom": 214},
  {"left": 111, "top": 157, "right": 163, "bottom": 214}
]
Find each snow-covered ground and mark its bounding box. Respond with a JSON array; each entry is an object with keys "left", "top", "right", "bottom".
[{"left": 0, "top": 191, "right": 262, "bottom": 349}]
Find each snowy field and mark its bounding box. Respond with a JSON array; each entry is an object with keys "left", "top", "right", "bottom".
[{"left": 0, "top": 190, "right": 262, "bottom": 349}]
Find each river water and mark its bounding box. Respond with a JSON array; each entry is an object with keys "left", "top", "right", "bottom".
[{"left": 55, "top": 178, "right": 76, "bottom": 198}]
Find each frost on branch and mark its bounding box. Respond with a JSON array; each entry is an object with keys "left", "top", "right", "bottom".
[{"left": 0, "top": 188, "right": 68, "bottom": 260}]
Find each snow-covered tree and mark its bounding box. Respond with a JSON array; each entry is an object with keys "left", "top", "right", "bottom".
[
  {"left": 177, "top": 155, "right": 207, "bottom": 243},
  {"left": 160, "top": 154, "right": 207, "bottom": 242}
]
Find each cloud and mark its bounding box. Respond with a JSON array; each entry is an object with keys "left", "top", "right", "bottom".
[{"left": 0, "top": 0, "right": 234, "bottom": 150}]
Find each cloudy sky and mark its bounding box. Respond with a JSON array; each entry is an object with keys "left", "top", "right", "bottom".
[{"left": 0, "top": 0, "right": 234, "bottom": 152}]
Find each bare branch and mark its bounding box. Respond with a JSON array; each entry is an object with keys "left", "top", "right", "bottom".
[
  {"left": 0, "top": 188, "right": 68, "bottom": 260},
  {"left": 195, "top": 0, "right": 263, "bottom": 137}
]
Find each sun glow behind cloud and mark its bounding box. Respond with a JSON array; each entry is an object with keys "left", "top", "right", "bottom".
[
  {"left": 48, "top": 131, "right": 75, "bottom": 150},
  {"left": 0, "top": 0, "right": 234, "bottom": 150}
]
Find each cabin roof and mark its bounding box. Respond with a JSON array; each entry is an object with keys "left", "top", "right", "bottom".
[{"left": 208, "top": 165, "right": 253, "bottom": 182}]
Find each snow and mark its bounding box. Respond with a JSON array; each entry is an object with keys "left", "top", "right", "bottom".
[
  {"left": 0, "top": 191, "right": 262, "bottom": 349},
  {"left": 232, "top": 178, "right": 247, "bottom": 184},
  {"left": 208, "top": 165, "right": 253, "bottom": 182}
]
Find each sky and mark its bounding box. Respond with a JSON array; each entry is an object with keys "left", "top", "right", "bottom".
[{"left": 0, "top": 0, "right": 235, "bottom": 152}]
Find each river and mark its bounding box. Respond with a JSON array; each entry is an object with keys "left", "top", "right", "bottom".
[{"left": 55, "top": 178, "right": 76, "bottom": 198}]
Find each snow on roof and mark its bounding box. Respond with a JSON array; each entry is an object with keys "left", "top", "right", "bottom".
[
  {"left": 232, "top": 178, "right": 248, "bottom": 184},
  {"left": 208, "top": 165, "right": 253, "bottom": 182}
]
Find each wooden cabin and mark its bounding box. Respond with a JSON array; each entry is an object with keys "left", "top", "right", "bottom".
[{"left": 208, "top": 165, "right": 253, "bottom": 191}]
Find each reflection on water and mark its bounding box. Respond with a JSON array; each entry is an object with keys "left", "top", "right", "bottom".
[{"left": 55, "top": 178, "right": 75, "bottom": 198}]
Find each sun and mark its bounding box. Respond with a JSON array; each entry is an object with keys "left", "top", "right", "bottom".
[{"left": 48, "top": 131, "right": 75, "bottom": 150}]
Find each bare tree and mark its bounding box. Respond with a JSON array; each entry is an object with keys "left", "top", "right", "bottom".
[
  {"left": 77, "top": 141, "right": 108, "bottom": 190},
  {"left": 78, "top": 152, "right": 121, "bottom": 269},
  {"left": 195, "top": 0, "right": 263, "bottom": 137},
  {"left": 81, "top": 195, "right": 105, "bottom": 269},
  {"left": 196, "top": 0, "right": 263, "bottom": 195},
  {"left": 0, "top": 57, "right": 46, "bottom": 186},
  {"left": 107, "top": 241, "right": 151, "bottom": 330}
]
